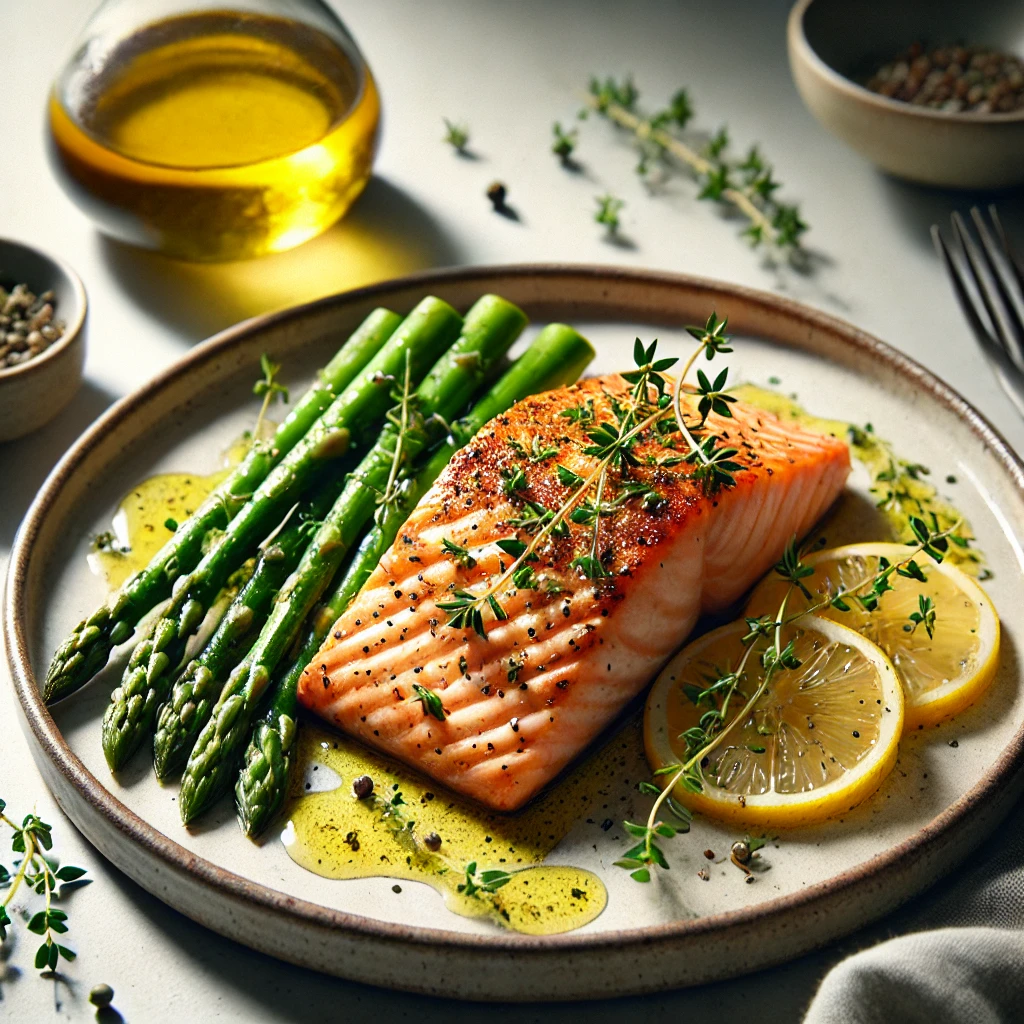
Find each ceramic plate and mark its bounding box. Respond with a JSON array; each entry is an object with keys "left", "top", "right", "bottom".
[{"left": 7, "top": 265, "right": 1024, "bottom": 1001}]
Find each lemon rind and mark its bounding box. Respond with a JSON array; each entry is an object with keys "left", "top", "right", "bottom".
[
  {"left": 644, "top": 615, "right": 905, "bottom": 829},
  {"left": 795, "top": 542, "right": 999, "bottom": 732}
]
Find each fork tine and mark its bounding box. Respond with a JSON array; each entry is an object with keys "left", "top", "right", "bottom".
[
  {"left": 933, "top": 224, "right": 1024, "bottom": 419},
  {"left": 989, "top": 205, "right": 1024, "bottom": 297},
  {"left": 932, "top": 224, "right": 999, "bottom": 350},
  {"left": 969, "top": 206, "right": 1024, "bottom": 362},
  {"left": 950, "top": 211, "right": 1024, "bottom": 369}
]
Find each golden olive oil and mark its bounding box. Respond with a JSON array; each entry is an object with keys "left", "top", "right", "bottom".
[
  {"left": 88, "top": 428, "right": 254, "bottom": 589},
  {"left": 282, "top": 723, "right": 615, "bottom": 936},
  {"left": 88, "top": 470, "right": 226, "bottom": 589},
  {"left": 48, "top": 11, "right": 379, "bottom": 261}
]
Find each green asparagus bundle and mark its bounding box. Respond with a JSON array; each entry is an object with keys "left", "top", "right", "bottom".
[
  {"left": 44, "top": 308, "right": 403, "bottom": 704},
  {"left": 235, "top": 323, "right": 596, "bottom": 837},
  {"left": 177, "top": 294, "right": 530, "bottom": 823},
  {"left": 101, "top": 297, "right": 464, "bottom": 770},
  {"left": 151, "top": 472, "right": 349, "bottom": 780}
]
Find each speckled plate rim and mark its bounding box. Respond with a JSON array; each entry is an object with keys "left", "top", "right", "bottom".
[{"left": 7, "top": 264, "right": 1024, "bottom": 1001}]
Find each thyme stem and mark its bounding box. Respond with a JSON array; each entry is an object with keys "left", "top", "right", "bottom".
[
  {"left": 581, "top": 94, "right": 778, "bottom": 245},
  {"left": 0, "top": 813, "right": 33, "bottom": 914},
  {"left": 380, "top": 352, "right": 414, "bottom": 511},
  {"left": 642, "top": 639, "right": 760, "bottom": 863},
  {"left": 673, "top": 378, "right": 711, "bottom": 466}
]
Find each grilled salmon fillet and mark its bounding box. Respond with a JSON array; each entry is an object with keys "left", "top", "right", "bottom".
[{"left": 298, "top": 375, "right": 850, "bottom": 811}]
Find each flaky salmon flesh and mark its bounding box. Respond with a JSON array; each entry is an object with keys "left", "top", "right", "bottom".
[{"left": 298, "top": 375, "right": 851, "bottom": 811}]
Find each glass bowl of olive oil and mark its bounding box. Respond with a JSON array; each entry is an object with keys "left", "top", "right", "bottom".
[{"left": 48, "top": 0, "right": 380, "bottom": 261}]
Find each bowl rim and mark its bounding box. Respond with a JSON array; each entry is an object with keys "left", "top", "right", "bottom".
[
  {"left": 788, "top": 0, "right": 1024, "bottom": 126},
  {"left": 0, "top": 237, "right": 87, "bottom": 381}
]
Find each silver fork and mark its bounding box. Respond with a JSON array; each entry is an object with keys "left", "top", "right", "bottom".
[{"left": 932, "top": 205, "right": 1024, "bottom": 418}]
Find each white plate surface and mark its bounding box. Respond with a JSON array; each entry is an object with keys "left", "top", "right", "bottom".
[{"left": 8, "top": 266, "right": 1024, "bottom": 1000}]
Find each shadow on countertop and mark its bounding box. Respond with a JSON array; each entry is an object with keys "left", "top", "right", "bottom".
[
  {"left": 877, "top": 176, "right": 1024, "bottom": 252},
  {"left": 97, "top": 176, "right": 464, "bottom": 342},
  {"left": 0, "top": 378, "right": 116, "bottom": 551}
]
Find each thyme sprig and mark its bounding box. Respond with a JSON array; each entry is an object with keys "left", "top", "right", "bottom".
[
  {"left": 579, "top": 76, "right": 807, "bottom": 254},
  {"left": 378, "top": 352, "right": 416, "bottom": 515},
  {"left": 1, "top": 799, "right": 88, "bottom": 974},
  {"left": 619, "top": 518, "right": 959, "bottom": 881},
  {"left": 438, "top": 317, "right": 740, "bottom": 638},
  {"left": 252, "top": 352, "right": 289, "bottom": 440},
  {"left": 368, "top": 352, "right": 444, "bottom": 529},
  {"left": 595, "top": 194, "right": 625, "bottom": 234},
  {"left": 443, "top": 118, "right": 470, "bottom": 154},
  {"left": 552, "top": 122, "right": 578, "bottom": 165}
]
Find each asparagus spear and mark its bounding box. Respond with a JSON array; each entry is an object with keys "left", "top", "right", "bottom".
[
  {"left": 44, "top": 307, "right": 403, "bottom": 704},
  {"left": 178, "top": 295, "right": 531, "bottom": 823},
  {"left": 101, "top": 297, "right": 464, "bottom": 770},
  {"left": 235, "top": 323, "right": 595, "bottom": 837},
  {"left": 152, "top": 472, "right": 348, "bottom": 780}
]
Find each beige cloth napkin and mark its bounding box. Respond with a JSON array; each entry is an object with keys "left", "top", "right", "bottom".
[{"left": 805, "top": 803, "right": 1024, "bottom": 1023}]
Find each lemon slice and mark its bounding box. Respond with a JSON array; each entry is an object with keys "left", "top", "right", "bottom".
[
  {"left": 745, "top": 542, "right": 1000, "bottom": 732},
  {"left": 644, "top": 616, "right": 903, "bottom": 828}
]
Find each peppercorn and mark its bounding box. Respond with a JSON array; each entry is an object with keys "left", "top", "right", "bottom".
[
  {"left": 731, "top": 840, "right": 751, "bottom": 865},
  {"left": 352, "top": 775, "right": 374, "bottom": 799},
  {"left": 89, "top": 983, "right": 114, "bottom": 1008},
  {"left": 424, "top": 831, "right": 442, "bottom": 852},
  {"left": 865, "top": 43, "right": 1024, "bottom": 113},
  {"left": 0, "top": 283, "right": 64, "bottom": 370},
  {"left": 486, "top": 181, "right": 508, "bottom": 211}
]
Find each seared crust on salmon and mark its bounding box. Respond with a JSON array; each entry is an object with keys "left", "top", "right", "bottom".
[{"left": 298, "top": 375, "right": 850, "bottom": 810}]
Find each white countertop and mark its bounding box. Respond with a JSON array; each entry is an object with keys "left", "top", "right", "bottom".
[{"left": 3, "top": 1, "right": 1024, "bottom": 1019}]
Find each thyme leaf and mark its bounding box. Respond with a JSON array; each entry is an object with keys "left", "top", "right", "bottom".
[
  {"left": 443, "top": 118, "right": 470, "bottom": 153},
  {"left": 411, "top": 684, "right": 447, "bottom": 721},
  {"left": 442, "top": 537, "right": 476, "bottom": 569},
  {"left": 0, "top": 801, "right": 88, "bottom": 975}
]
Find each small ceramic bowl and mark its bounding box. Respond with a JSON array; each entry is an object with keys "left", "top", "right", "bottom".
[
  {"left": 788, "top": 0, "right": 1024, "bottom": 189},
  {"left": 0, "top": 239, "right": 87, "bottom": 442}
]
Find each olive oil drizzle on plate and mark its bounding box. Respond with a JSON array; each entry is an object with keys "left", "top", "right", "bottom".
[
  {"left": 282, "top": 725, "right": 612, "bottom": 935},
  {"left": 87, "top": 431, "right": 253, "bottom": 590},
  {"left": 732, "top": 385, "right": 985, "bottom": 575}
]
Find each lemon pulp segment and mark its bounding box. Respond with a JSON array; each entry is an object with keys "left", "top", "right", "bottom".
[
  {"left": 745, "top": 543, "right": 999, "bottom": 730},
  {"left": 645, "top": 616, "right": 904, "bottom": 828}
]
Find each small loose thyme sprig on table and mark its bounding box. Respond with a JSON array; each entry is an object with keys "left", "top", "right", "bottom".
[
  {"left": 594, "top": 194, "right": 625, "bottom": 235},
  {"left": 0, "top": 799, "right": 88, "bottom": 973},
  {"left": 574, "top": 76, "right": 807, "bottom": 255},
  {"left": 551, "top": 122, "right": 579, "bottom": 165},
  {"left": 617, "top": 516, "right": 960, "bottom": 882},
  {"left": 443, "top": 118, "right": 471, "bottom": 154},
  {"left": 438, "top": 313, "right": 740, "bottom": 638}
]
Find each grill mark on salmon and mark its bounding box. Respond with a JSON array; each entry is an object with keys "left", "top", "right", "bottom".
[{"left": 298, "top": 375, "right": 850, "bottom": 810}]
